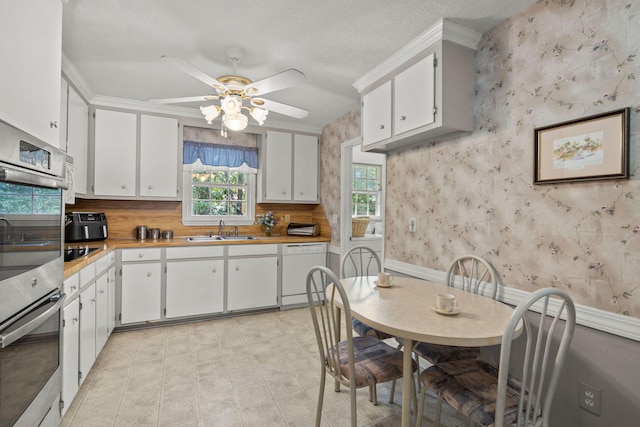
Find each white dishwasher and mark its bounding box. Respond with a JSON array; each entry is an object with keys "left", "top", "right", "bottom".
[{"left": 281, "top": 242, "right": 327, "bottom": 307}]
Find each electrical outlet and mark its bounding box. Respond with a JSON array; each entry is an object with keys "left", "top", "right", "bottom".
[
  {"left": 285, "top": 214, "right": 291, "bottom": 222},
  {"left": 579, "top": 381, "right": 601, "bottom": 416},
  {"left": 409, "top": 218, "right": 416, "bottom": 233}
]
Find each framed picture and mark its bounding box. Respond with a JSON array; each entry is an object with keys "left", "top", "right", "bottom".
[{"left": 534, "top": 108, "right": 630, "bottom": 184}]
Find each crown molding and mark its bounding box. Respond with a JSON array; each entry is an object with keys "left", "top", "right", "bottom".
[
  {"left": 353, "top": 18, "right": 482, "bottom": 93},
  {"left": 61, "top": 53, "right": 94, "bottom": 102}
]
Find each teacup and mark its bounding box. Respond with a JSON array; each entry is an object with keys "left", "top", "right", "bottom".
[
  {"left": 377, "top": 272, "right": 392, "bottom": 286},
  {"left": 436, "top": 293, "right": 458, "bottom": 312}
]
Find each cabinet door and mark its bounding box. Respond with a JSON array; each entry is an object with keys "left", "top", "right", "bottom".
[
  {"left": 120, "top": 263, "right": 162, "bottom": 324},
  {"left": 362, "top": 81, "right": 392, "bottom": 146},
  {"left": 140, "top": 115, "right": 179, "bottom": 197},
  {"left": 95, "top": 274, "right": 109, "bottom": 355},
  {"left": 293, "top": 134, "right": 319, "bottom": 202},
  {"left": 228, "top": 257, "right": 278, "bottom": 311},
  {"left": 394, "top": 54, "right": 436, "bottom": 135},
  {"left": 0, "top": 0, "right": 62, "bottom": 147},
  {"left": 67, "top": 86, "right": 89, "bottom": 194},
  {"left": 166, "top": 259, "right": 224, "bottom": 318},
  {"left": 61, "top": 299, "right": 80, "bottom": 417},
  {"left": 79, "top": 282, "right": 96, "bottom": 385},
  {"left": 264, "top": 131, "right": 292, "bottom": 200},
  {"left": 107, "top": 266, "right": 116, "bottom": 334},
  {"left": 94, "top": 109, "right": 137, "bottom": 196}
]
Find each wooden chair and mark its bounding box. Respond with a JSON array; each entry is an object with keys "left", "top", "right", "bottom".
[
  {"left": 340, "top": 246, "right": 394, "bottom": 341},
  {"left": 306, "top": 265, "right": 415, "bottom": 426},
  {"left": 416, "top": 287, "right": 576, "bottom": 427}
]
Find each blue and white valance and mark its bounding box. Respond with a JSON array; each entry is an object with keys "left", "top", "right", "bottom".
[{"left": 183, "top": 140, "right": 258, "bottom": 173}]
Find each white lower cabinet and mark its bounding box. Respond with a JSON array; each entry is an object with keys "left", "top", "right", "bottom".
[
  {"left": 166, "top": 259, "right": 225, "bottom": 318},
  {"left": 228, "top": 257, "right": 278, "bottom": 311},
  {"left": 107, "top": 266, "right": 116, "bottom": 334},
  {"left": 121, "top": 262, "right": 162, "bottom": 324},
  {"left": 78, "top": 282, "right": 96, "bottom": 386},
  {"left": 95, "top": 274, "right": 109, "bottom": 354},
  {"left": 61, "top": 298, "right": 80, "bottom": 417}
]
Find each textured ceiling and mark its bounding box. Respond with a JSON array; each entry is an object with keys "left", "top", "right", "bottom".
[{"left": 62, "top": 0, "right": 538, "bottom": 132}]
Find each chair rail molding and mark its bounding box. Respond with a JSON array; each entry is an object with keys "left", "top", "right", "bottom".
[{"left": 385, "top": 258, "right": 640, "bottom": 343}]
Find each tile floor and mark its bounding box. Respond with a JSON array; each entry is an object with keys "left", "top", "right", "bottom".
[{"left": 61, "top": 307, "right": 469, "bottom": 427}]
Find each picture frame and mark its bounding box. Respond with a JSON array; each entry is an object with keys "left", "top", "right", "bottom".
[{"left": 534, "top": 108, "right": 630, "bottom": 185}]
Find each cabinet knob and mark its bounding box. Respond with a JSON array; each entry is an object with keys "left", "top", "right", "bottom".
[
  {"left": 212, "top": 268, "right": 217, "bottom": 273},
  {"left": 138, "top": 253, "right": 144, "bottom": 258},
  {"left": 99, "top": 290, "right": 105, "bottom": 295},
  {"left": 50, "top": 121, "right": 58, "bottom": 128},
  {"left": 73, "top": 317, "right": 79, "bottom": 323},
  {"left": 282, "top": 191, "right": 287, "bottom": 195},
  {"left": 71, "top": 285, "right": 77, "bottom": 291},
  {"left": 379, "top": 124, "right": 385, "bottom": 129},
  {"left": 235, "top": 266, "right": 240, "bottom": 271},
  {"left": 91, "top": 298, "right": 96, "bottom": 303},
  {"left": 121, "top": 185, "right": 127, "bottom": 189},
  {"left": 146, "top": 272, "right": 152, "bottom": 277},
  {"left": 400, "top": 115, "right": 407, "bottom": 121},
  {"left": 147, "top": 185, "right": 153, "bottom": 189}
]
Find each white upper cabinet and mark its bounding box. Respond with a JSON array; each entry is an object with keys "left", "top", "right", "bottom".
[
  {"left": 259, "top": 130, "right": 319, "bottom": 203},
  {"left": 92, "top": 109, "right": 180, "bottom": 199},
  {"left": 140, "top": 115, "right": 179, "bottom": 198},
  {"left": 393, "top": 54, "right": 436, "bottom": 135},
  {"left": 0, "top": 0, "right": 62, "bottom": 147},
  {"left": 65, "top": 83, "right": 89, "bottom": 194},
  {"left": 362, "top": 81, "right": 392, "bottom": 146},
  {"left": 93, "top": 110, "right": 137, "bottom": 196},
  {"left": 355, "top": 19, "right": 481, "bottom": 152}
]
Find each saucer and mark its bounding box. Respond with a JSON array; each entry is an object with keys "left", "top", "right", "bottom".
[
  {"left": 374, "top": 280, "right": 393, "bottom": 288},
  {"left": 431, "top": 305, "right": 460, "bottom": 315}
]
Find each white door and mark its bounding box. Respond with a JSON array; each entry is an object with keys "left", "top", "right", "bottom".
[
  {"left": 121, "top": 263, "right": 162, "bottom": 324},
  {"left": 362, "top": 81, "right": 392, "bottom": 146},
  {"left": 95, "top": 274, "right": 109, "bottom": 355},
  {"left": 79, "top": 282, "right": 96, "bottom": 385},
  {"left": 61, "top": 298, "right": 80, "bottom": 417},
  {"left": 166, "top": 259, "right": 225, "bottom": 318},
  {"left": 107, "top": 266, "right": 116, "bottom": 334},
  {"left": 394, "top": 54, "right": 436, "bottom": 135},
  {"left": 227, "top": 257, "right": 278, "bottom": 311},
  {"left": 93, "top": 109, "right": 137, "bottom": 196},
  {"left": 264, "top": 131, "right": 292, "bottom": 200},
  {"left": 139, "top": 115, "right": 179, "bottom": 197},
  {"left": 293, "top": 134, "right": 318, "bottom": 202}
]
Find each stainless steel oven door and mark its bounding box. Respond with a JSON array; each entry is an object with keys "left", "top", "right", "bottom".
[
  {"left": 0, "top": 290, "right": 64, "bottom": 426},
  {"left": 0, "top": 163, "right": 65, "bottom": 323}
]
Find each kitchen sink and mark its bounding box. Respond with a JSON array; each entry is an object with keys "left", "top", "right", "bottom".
[
  {"left": 184, "top": 235, "right": 257, "bottom": 242},
  {"left": 185, "top": 236, "right": 225, "bottom": 242}
]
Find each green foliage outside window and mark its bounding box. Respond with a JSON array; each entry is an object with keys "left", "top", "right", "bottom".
[
  {"left": 352, "top": 164, "right": 380, "bottom": 217},
  {"left": 0, "top": 183, "right": 61, "bottom": 214},
  {"left": 191, "top": 171, "right": 247, "bottom": 217}
]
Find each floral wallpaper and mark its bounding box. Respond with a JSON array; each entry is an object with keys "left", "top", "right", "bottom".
[{"left": 321, "top": 0, "right": 640, "bottom": 318}]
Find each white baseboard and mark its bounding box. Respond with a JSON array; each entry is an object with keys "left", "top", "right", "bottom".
[{"left": 384, "top": 258, "right": 640, "bottom": 343}]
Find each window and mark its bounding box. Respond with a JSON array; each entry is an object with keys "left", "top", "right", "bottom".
[
  {"left": 182, "top": 169, "right": 255, "bottom": 225},
  {"left": 0, "top": 182, "right": 61, "bottom": 215},
  {"left": 352, "top": 163, "right": 381, "bottom": 217}
]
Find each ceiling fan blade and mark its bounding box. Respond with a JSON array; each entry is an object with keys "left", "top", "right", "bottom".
[
  {"left": 245, "top": 69, "right": 306, "bottom": 96},
  {"left": 161, "top": 55, "right": 228, "bottom": 92},
  {"left": 252, "top": 98, "right": 309, "bottom": 119},
  {"left": 148, "top": 95, "right": 219, "bottom": 104}
]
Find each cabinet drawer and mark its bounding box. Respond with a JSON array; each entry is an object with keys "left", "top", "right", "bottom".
[
  {"left": 107, "top": 250, "right": 116, "bottom": 266},
  {"left": 166, "top": 246, "right": 224, "bottom": 259},
  {"left": 95, "top": 253, "right": 109, "bottom": 274},
  {"left": 63, "top": 272, "right": 80, "bottom": 302},
  {"left": 228, "top": 244, "right": 278, "bottom": 257},
  {"left": 121, "top": 248, "right": 161, "bottom": 262},
  {"left": 79, "top": 263, "right": 95, "bottom": 288}
]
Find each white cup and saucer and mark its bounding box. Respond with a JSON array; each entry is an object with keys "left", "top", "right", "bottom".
[
  {"left": 432, "top": 293, "right": 460, "bottom": 315},
  {"left": 374, "top": 272, "right": 393, "bottom": 288}
]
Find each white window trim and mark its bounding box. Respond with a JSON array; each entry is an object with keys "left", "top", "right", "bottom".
[{"left": 181, "top": 170, "right": 256, "bottom": 226}]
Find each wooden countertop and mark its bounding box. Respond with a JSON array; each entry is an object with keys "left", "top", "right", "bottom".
[{"left": 64, "top": 234, "right": 330, "bottom": 278}]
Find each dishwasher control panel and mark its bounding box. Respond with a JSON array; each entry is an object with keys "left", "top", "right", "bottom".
[{"left": 282, "top": 243, "right": 327, "bottom": 255}]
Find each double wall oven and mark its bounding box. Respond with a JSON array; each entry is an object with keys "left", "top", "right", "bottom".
[{"left": 0, "top": 120, "right": 67, "bottom": 426}]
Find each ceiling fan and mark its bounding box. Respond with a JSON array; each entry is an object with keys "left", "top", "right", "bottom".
[{"left": 150, "top": 47, "right": 309, "bottom": 131}]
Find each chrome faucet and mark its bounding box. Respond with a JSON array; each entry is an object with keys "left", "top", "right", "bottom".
[
  {"left": 0, "top": 217, "right": 12, "bottom": 241},
  {"left": 218, "top": 219, "right": 225, "bottom": 236},
  {"left": 233, "top": 226, "right": 239, "bottom": 237}
]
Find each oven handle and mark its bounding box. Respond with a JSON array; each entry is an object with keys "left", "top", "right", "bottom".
[
  {"left": 0, "top": 293, "right": 66, "bottom": 348},
  {"left": 0, "top": 166, "right": 67, "bottom": 190}
]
